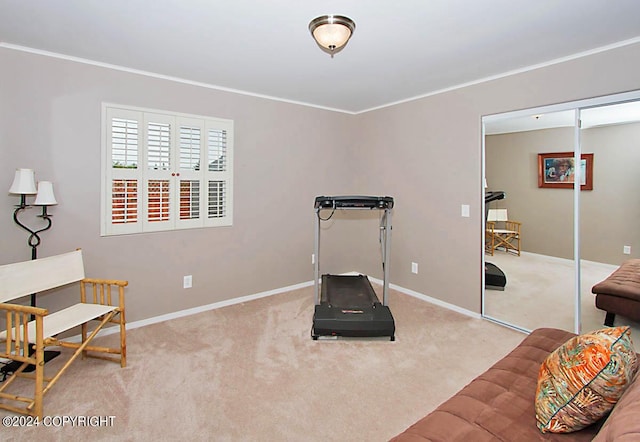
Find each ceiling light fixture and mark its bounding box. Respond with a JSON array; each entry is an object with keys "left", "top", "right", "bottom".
[{"left": 308, "top": 15, "right": 356, "bottom": 58}]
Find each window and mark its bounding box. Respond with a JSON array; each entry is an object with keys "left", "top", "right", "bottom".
[{"left": 102, "top": 104, "right": 233, "bottom": 235}]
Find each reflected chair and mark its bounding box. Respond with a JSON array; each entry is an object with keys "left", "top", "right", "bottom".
[{"left": 485, "top": 208, "right": 521, "bottom": 256}]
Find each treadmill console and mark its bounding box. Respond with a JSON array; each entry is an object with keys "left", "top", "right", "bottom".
[
  {"left": 314, "top": 195, "right": 394, "bottom": 210},
  {"left": 485, "top": 191, "right": 506, "bottom": 204}
]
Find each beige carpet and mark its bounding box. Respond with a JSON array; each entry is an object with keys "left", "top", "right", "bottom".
[
  {"left": 2, "top": 286, "right": 526, "bottom": 441},
  {"left": 484, "top": 251, "right": 640, "bottom": 343}
]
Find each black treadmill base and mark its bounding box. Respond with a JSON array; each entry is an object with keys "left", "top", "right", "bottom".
[
  {"left": 312, "top": 303, "right": 395, "bottom": 341},
  {"left": 485, "top": 262, "right": 507, "bottom": 291}
]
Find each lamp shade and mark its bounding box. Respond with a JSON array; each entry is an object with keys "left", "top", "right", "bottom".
[
  {"left": 9, "top": 168, "right": 37, "bottom": 194},
  {"left": 34, "top": 181, "right": 58, "bottom": 205},
  {"left": 309, "top": 15, "right": 355, "bottom": 56}
]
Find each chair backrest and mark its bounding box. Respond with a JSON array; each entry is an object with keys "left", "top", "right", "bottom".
[
  {"left": 487, "top": 208, "right": 509, "bottom": 222},
  {"left": 0, "top": 250, "right": 85, "bottom": 303}
]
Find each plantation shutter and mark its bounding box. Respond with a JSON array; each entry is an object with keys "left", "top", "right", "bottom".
[
  {"left": 205, "top": 120, "right": 233, "bottom": 227},
  {"left": 105, "top": 107, "right": 142, "bottom": 235},
  {"left": 143, "top": 113, "right": 174, "bottom": 232},
  {"left": 102, "top": 104, "right": 233, "bottom": 236},
  {"left": 176, "top": 117, "right": 205, "bottom": 229}
]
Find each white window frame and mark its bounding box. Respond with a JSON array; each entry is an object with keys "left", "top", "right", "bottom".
[{"left": 101, "top": 103, "right": 234, "bottom": 236}]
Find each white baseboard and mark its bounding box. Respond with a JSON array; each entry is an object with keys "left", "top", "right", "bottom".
[
  {"left": 65, "top": 279, "right": 315, "bottom": 342},
  {"left": 366, "top": 275, "right": 481, "bottom": 319},
  {"left": 390, "top": 284, "right": 481, "bottom": 319},
  {"left": 65, "top": 274, "right": 479, "bottom": 342},
  {"left": 520, "top": 251, "right": 617, "bottom": 269},
  {"left": 128, "top": 279, "right": 315, "bottom": 331}
]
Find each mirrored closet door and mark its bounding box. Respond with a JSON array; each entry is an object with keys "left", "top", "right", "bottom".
[
  {"left": 483, "top": 108, "right": 578, "bottom": 333},
  {"left": 579, "top": 102, "right": 640, "bottom": 335},
  {"left": 482, "top": 90, "right": 640, "bottom": 334}
]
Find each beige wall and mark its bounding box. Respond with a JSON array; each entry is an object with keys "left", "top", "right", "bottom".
[
  {"left": 0, "top": 48, "right": 357, "bottom": 321},
  {"left": 2, "top": 41, "right": 640, "bottom": 321},
  {"left": 486, "top": 122, "right": 640, "bottom": 265},
  {"left": 353, "top": 42, "right": 640, "bottom": 313},
  {"left": 582, "top": 123, "right": 640, "bottom": 264},
  {"left": 486, "top": 127, "right": 576, "bottom": 259}
]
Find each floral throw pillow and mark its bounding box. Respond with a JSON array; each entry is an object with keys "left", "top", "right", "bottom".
[{"left": 535, "top": 326, "right": 638, "bottom": 433}]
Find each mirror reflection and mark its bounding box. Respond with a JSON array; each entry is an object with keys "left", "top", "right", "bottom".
[
  {"left": 580, "top": 102, "right": 640, "bottom": 338},
  {"left": 483, "top": 99, "right": 640, "bottom": 339}
]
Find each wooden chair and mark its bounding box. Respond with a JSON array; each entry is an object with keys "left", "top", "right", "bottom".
[
  {"left": 485, "top": 208, "right": 522, "bottom": 256},
  {"left": 0, "top": 250, "right": 127, "bottom": 418}
]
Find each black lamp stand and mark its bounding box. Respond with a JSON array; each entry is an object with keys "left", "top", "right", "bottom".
[
  {"left": 13, "top": 194, "right": 54, "bottom": 308},
  {"left": 1, "top": 195, "right": 60, "bottom": 378}
]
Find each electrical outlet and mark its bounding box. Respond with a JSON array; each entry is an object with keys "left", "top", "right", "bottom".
[
  {"left": 461, "top": 204, "right": 470, "bottom": 217},
  {"left": 623, "top": 245, "right": 631, "bottom": 255},
  {"left": 411, "top": 262, "right": 418, "bottom": 274},
  {"left": 183, "top": 275, "right": 193, "bottom": 289}
]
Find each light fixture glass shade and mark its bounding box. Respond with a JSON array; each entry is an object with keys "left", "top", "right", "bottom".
[
  {"left": 313, "top": 23, "right": 351, "bottom": 49},
  {"left": 309, "top": 15, "right": 355, "bottom": 56},
  {"left": 9, "top": 168, "right": 37, "bottom": 194},
  {"left": 34, "top": 181, "right": 58, "bottom": 205}
]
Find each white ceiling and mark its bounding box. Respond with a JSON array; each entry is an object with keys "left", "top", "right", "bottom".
[
  {"left": 1, "top": 0, "right": 640, "bottom": 114},
  {"left": 485, "top": 101, "right": 640, "bottom": 135}
]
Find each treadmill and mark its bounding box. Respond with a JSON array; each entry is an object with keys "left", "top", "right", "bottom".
[
  {"left": 485, "top": 191, "right": 507, "bottom": 290},
  {"left": 312, "top": 196, "right": 395, "bottom": 341}
]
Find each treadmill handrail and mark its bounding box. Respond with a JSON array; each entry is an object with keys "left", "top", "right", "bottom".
[{"left": 313, "top": 195, "right": 393, "bottom": 307}]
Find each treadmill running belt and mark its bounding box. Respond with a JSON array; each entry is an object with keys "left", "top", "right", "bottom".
[
  {"left": 313, "top": 273, "right": 395, "bottom": 340},
  {"left": 320, "top": 274, "right": 380, "bottom": 308}
]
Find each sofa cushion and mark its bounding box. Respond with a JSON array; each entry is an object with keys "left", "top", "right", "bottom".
[
  {"left": 591, "top": 259, "right": 640, "bottom": 301},
  {"left": 592, "top": 368, "right": 640, "bottom": 441},
  {"left": 535, "top": 326, "right": 638, "bottom": 433}
]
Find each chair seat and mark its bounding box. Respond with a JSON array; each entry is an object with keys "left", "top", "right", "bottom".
[
  {"left": 0, "top": 303, "right": 117, "bottom": 343},
  {"left": 491, "top": 228, "right": 518, "bottom": 235}
]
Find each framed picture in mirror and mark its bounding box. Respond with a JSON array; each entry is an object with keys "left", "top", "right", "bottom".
[{"left": 538, "top": 152, "right": 593, "bottom": 190}]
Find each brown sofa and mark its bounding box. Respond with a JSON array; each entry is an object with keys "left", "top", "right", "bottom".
[
  {"left": 391, "top": 327, "right": 640, "bottom": 441},
  {"left": 592, "top": 258, "right": 640, "bottom": 327}
]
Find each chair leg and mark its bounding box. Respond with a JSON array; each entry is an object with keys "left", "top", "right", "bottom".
[
  {"left": 487, "top": 242, "right": 494, "bottom": 255},
  {"left": 33, "top": 345, "right": 44, "bottom": 418},
  {"left": 604, "top": 312, "right": 615, "bottom": 327},
  {"left": 486, "top": 233, "right": 495, "bottom": 255},
  {"left": 38, "top": 312, "right": 115, "bottom": 400},
  {"left": 81, "top": 322, "right": 88, "bottom": 359},
  {"left": 119, "top": 310, "right": 127, "bottom": 368}
]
